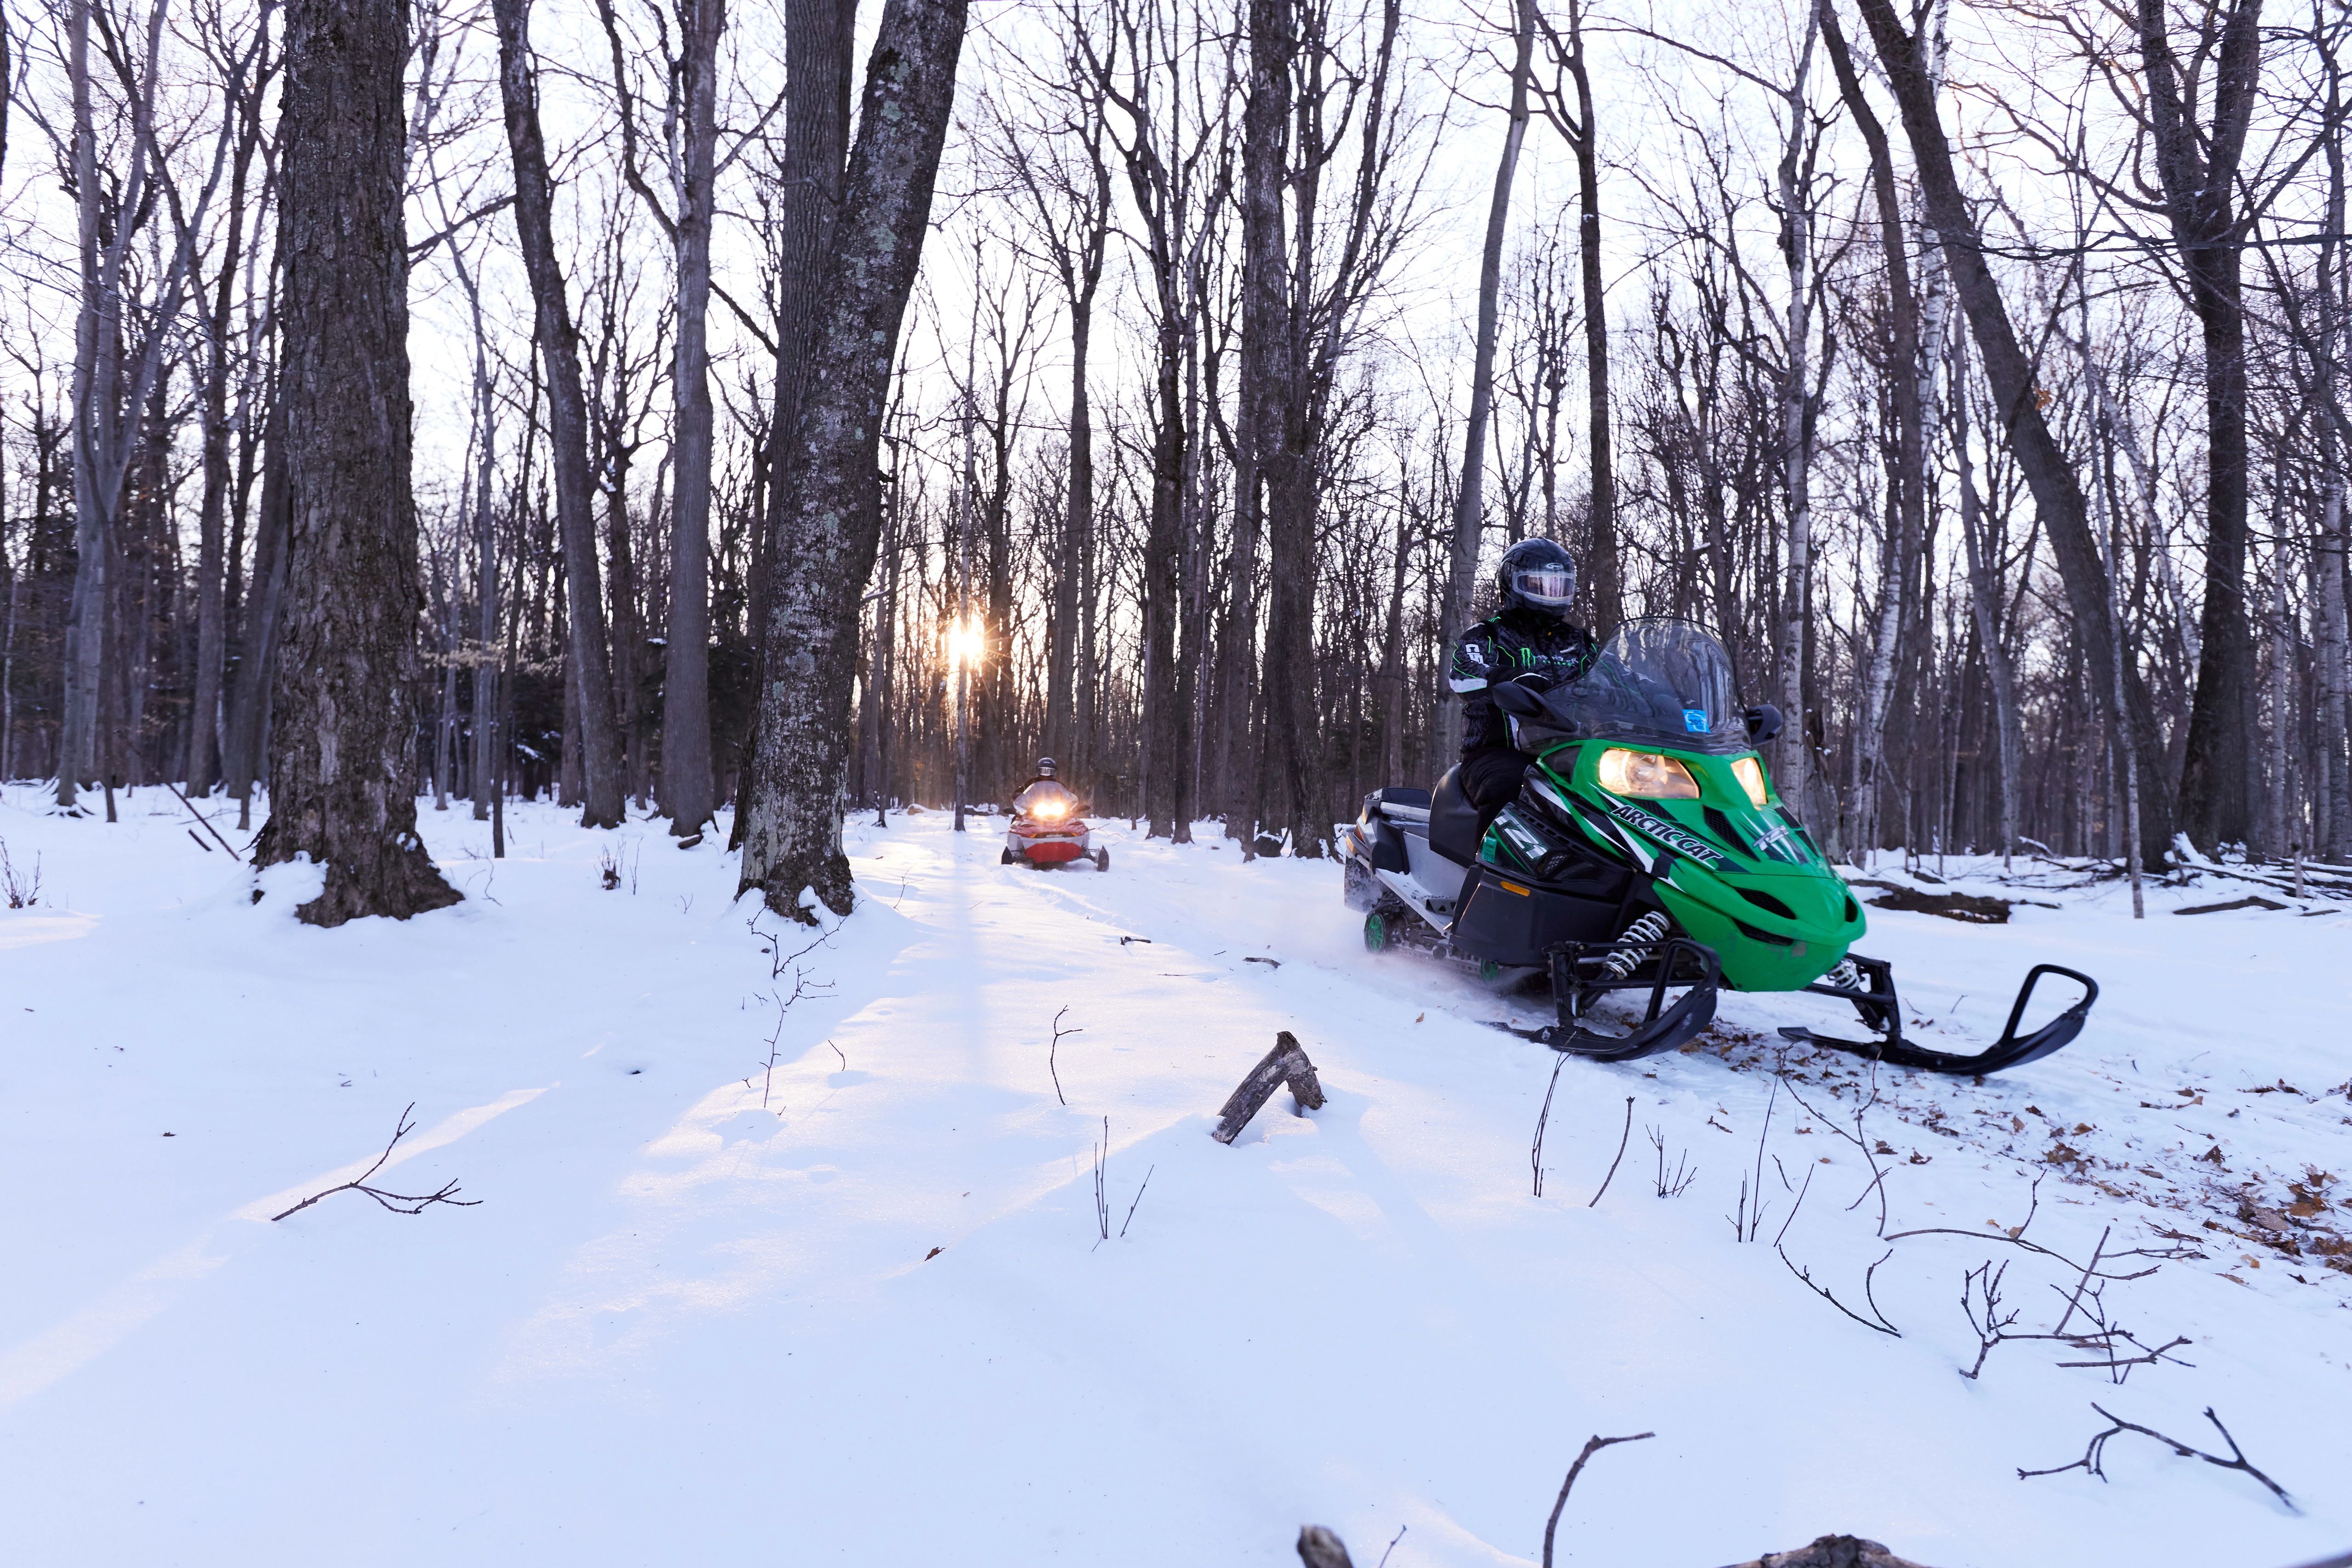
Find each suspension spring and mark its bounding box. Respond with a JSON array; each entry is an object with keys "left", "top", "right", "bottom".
[
  {"left": 1600, "top": 911, "right": 1671, "bottom": 981},
  {"left": 1823, "top": 957, "right": 1862, "bottom": 992}
]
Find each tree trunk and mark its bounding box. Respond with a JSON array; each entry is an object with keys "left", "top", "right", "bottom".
[
  {"left": 1564, "top": 0, "right": 1618, "bottom": 637},
  {"left": 61, "top": 0, "right": 107, "bottom": 807},
  {"left": 2139, "top": 0, "right": 2263, "bottom": 852},
  {"left": 1773, "top": 12, "right": 1819, "bottom": 827},
  {"left": 254, "top": 0, "right": 459, "bottom": 924},
  {"left": 1447, "top": 0, "right": 1534, "bottom": 747},
  {"left": 661, "top": 0, "right": 724, "bottom": 837},
  {"left": 1951, "top": 331, "right": 2021, "bottom": 866},
  {"left": 1245, "top": 0, "right": 1312, "bottom": 852},
  {"left": 734, "top": 0, "right": 856, "bottom": 849},
  {"left": 736, "top": 0, "right": 968, "bottom": 918},
  {"left": 223, "top": 393, "right": 288, "bottom": 821},
  {"left": 492, "top": 0, "right": 625, "bottom": 828}
]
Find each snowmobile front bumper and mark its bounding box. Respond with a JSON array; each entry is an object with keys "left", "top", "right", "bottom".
[
  {"left": 1777, "top": 956, "right": 2098, "bottom": 1075},
  {"left": 1494, "top": 936, "right": 1721, "bottom": 1060}
]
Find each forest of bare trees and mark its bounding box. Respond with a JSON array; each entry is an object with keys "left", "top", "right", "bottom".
[{"left": 3, "top": 0, "right": 2349, "bottom": 920}]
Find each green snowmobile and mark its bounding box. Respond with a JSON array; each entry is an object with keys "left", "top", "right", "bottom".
[{"left": 1339, "top": 618, "right": 2096, "bottom": 1074}]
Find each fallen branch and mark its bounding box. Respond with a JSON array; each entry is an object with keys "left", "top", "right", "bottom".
[
  {"left": 2019, "top": 1404, "right": 2294, "bottom": 1511},
  {"left": 1541, "top": 1432, "right": 1655, "bottom": 1568},
  {"left": 271, "top": 1104, "right": 479, "bottom": 1221},
  {"left": 1210, "top": 1032, "right": 1327, "bottom": 1144}
]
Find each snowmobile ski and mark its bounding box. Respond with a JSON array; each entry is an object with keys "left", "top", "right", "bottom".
[{"left": 1777, "top": 958, "right": 2098, "bottom": 1076}]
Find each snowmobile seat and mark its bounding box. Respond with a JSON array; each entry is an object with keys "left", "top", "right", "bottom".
[
  {"left": 1428, "top": 766, "right": 1486, "bottom": 866},
  {"left": 1371, "top": 785, "right": 1431, "bottom": 812}
]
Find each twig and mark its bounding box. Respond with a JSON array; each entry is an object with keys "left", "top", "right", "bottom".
[
  {"left": 2020, "top": 1405, "right": 2295, "bottom": 1511},
  {"left": 1049, "top": 1006, "right": 1081, "bottom": 1107},
  {"left": 1119, "top": 1165, "right": 1156, "bottom": 1238},
  {"left": 1588, "top": 1096, "right": 1635, "bottom": 1207},
  {"left": 1532, "top": 1054, "right": 1569, "bottom": 1197},
  {"left": 1375, "top": 1525, "right": 1407, "bottom": 1568},
  {"left": 270, "top": 1104, "right": 480, "bottom": 1221},
  {"left": 1091, "top": 1117, "right": 1111, "bottom": 1245},
  {"left": 2050, "top": 1225, "right": 2111, "bottom": 1337},
  {"left": 1739, "top": 1069, "right": 1782, "bottom": 1240},
  {"left": 1648, "top": 1126, "right": 1696, "bottom": 1197},
  {"left": 1540, "top": 1432, "right": 1655, "bottom": 1568},
  {"left": 164, "top": 780, "right": 244, "bottom": 860},
  {"left": 1769, "top": 1166, "right": 1900, "bottom": 1335}
]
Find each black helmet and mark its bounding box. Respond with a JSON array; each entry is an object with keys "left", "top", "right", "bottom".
[
  {"left": 1496, "top": 538, "right": 1578, "bottom": 621},
  {"left": 1036, "top": 757, "right": 1057, "bottom": 778}
]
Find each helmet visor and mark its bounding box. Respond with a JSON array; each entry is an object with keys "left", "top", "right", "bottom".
[{"left": 1509, "top": 566, "right": 1577, "bottom": 608}]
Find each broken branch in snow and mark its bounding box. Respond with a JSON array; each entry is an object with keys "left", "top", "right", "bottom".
[
  {"left": 1210, "top": 1032, "right": 1326, "bottom": 1144},
  {"left": 1588, "top": 1097, "right": 1635, "bottom": 1207},
  {"left": 270, "top": 1104, "right": 480, "bottom": 1221},
  {"left": 2019, "top": 1405, "right": 2294, "bottom": 1511},
  {"left": 1540, "top": 1431, "right": 1654, "bottom": 1568}
]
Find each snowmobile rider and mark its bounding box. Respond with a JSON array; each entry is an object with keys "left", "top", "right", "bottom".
[
  {"left": 1447, "top": 538, "right": 1597, "bottom": 820},
  {"left": 1012, "top": 758, "right": 1078, "bottom": 819}
]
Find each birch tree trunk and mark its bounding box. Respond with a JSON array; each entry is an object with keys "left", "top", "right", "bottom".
[
  {"left": 1950, "top": 331, "right": 2022, "bottom": 866},
  {"left": 737, "top": 0, "right": 968, "bottom": 918},
  {"left": 254, "top": 0, "right": 458, "bottom": 924}
]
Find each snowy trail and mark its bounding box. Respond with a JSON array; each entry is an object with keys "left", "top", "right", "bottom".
[{"left": 1, "top": 789, "right": 2348, "bottom": 1567}]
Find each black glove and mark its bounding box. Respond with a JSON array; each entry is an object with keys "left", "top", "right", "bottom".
[{"left": 1744, "top": 703, "right": 1784, "bottom": 743}]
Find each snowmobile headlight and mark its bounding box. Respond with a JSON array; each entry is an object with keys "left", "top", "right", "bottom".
[
  {"left": 1032, "top": 798, "right": 1069, "bottom": 820},
  {"left": 1730, "top": 755, "right": 1769, "bottom": 808},
  {"left": 1596, "top": 748, "right": 1699, "bottom": 800}
]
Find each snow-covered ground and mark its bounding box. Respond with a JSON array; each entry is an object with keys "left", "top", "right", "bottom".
[{"left": 1, "top": 783, "right": 2347, "bottom": 1567}]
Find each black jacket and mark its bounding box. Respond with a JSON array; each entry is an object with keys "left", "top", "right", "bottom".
[{"left": 1448, "top": 609, "right": 1598, "bottom": 753}]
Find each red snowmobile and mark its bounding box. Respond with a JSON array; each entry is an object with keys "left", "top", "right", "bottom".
[{"left": 1002, "top": 776, "right": 1108, "bottom": 871}]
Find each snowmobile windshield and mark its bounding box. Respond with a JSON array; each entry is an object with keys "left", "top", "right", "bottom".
[
  {"left": 1530, "top": 619, "right": 1751, "bottom": 755},
  {"left": 1014, "top": 780, "right": 1080, "bottom": 818}
]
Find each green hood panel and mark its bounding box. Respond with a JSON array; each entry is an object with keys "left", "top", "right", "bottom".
[{"left": 1531, "top": 742, "right": 1865, "bottom": 992}]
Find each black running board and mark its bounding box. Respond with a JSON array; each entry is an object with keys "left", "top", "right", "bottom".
[
  {"left": 1779, "top": 960, "right": 2098, "bottom": 1075},
  {"left": 1492, "top": 936, "right": 1721, "bottom": 1060}
]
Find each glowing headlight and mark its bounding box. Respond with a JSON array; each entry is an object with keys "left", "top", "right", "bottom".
[
  {"left": 1595, "top": 748, "right": 1699, "bottom": 800},
  {"left": 1032, "top": 798, "right": 1069, "bottom": 820},
  {"left": 1730, "top": 755, "right": 1769, "bottom": 808}
]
